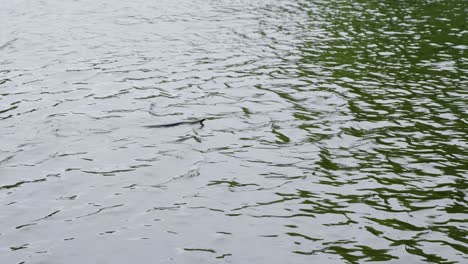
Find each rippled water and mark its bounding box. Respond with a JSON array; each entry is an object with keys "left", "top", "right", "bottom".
[{"left": 1, "top": 0, "right": 467, "bottom": 263}]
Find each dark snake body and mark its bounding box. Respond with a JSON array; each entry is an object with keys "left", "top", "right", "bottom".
[{"left": 143, "top": 119, "right": 205, "bottom": 128}]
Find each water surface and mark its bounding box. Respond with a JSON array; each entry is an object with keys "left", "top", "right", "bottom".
[{"left": 1, "top": 0, "right": 467, "bottom": 263}]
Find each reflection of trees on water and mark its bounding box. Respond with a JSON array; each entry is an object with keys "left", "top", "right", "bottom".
[{"left": 249, "top": 0, "right": 467, "bottom": 262}]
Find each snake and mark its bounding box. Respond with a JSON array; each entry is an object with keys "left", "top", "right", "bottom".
[{"left": 143, "top": 119, "right": 205, "bottom": 128}]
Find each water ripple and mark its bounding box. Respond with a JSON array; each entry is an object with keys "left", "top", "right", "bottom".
[{"left": 0, "top": 0, "right": 466, "bottom": 263}]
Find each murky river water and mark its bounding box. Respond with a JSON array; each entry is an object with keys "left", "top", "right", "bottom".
[{"left": 1, "top": 0, "right": 467, "bottom": 263}]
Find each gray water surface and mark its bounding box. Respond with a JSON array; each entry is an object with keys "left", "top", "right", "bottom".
[{"left": 1, "top": 0, "right": 467, "bottom": 263}]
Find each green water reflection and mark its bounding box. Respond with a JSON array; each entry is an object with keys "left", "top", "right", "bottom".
[{"left": 262, "top": 0, "right": 466, "bottom": 262}]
